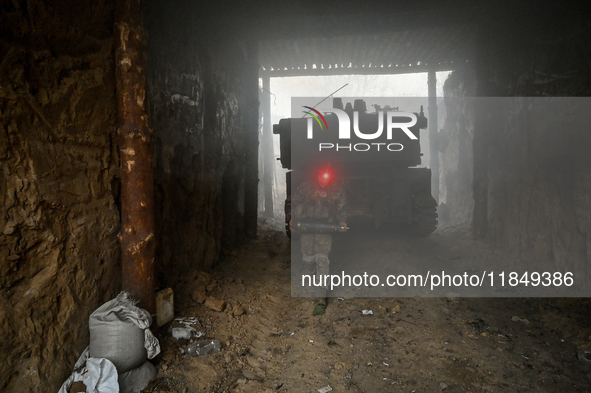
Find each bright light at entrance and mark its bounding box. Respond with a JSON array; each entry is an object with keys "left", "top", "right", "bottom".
[{"left": 268, "top": 72, "right": 451, "bottom": 120}]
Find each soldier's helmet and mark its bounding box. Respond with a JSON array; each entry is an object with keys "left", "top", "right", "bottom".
[{"left": 316, "top": 168, "right": 333, "bottom": 188}]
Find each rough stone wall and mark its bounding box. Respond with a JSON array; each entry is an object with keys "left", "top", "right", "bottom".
[
  {"left": 0, "top": 1, "right": 120, "bottom": 392},
  {"left": 147, "top": 2, "right": 259, "bottom": 284},
  {"left": 470, "top": 3, "right": 591, "bottom": 268}
]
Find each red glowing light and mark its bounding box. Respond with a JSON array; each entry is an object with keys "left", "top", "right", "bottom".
[{"left": 317, "top": 169, "right": 332, "bottom": 187}]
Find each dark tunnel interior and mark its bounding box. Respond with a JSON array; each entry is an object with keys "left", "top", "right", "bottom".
[{"left": 1, "top": 0, "right": 591, "bottom": 391}]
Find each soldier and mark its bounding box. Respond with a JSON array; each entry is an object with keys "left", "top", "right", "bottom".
[{"left": 290, "top": 167, "right": 348, "bottom": 315}]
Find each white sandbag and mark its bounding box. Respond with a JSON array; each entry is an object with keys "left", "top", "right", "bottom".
[
  {"left": 118, "top": 361, "right": 157, "bottom": 393},
  {"left": 85, "top": 358, "right": 121, "bottom": 393},
  {"left": 58, "top": 355, "right": 119, "bottom": 393},
  {"left": 89, "top": 292, "right": 159, "bottom": 373}
]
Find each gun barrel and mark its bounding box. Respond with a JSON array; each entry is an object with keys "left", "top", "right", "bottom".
[{"left": 293, "top": 221, "right": 348, "bottom": 234}]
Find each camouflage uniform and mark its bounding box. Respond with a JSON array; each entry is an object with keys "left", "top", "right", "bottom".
[{"left": 292, "top": 179, "right": 348, "bottom": 284}]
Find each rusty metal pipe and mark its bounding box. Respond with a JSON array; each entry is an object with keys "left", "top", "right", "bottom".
[{"left": 114, "top": 0, "right": 155, "bottom": 314}]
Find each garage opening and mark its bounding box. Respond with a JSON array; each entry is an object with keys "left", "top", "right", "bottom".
[{"left": 258, "top": 71, "right": 457, "bottom": 229}]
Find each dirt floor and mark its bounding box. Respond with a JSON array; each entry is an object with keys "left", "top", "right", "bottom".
[{"left": 147, "top": 220, "right": 591, "bottom": 392}]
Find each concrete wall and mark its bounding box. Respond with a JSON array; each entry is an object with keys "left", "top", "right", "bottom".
[
  {"left": 474, "top": 6, "right": 591, "bottom": 268},
  {"left": 484, "top": 98, "right": 591, "bottom": 272},
  {"left": 438, "top": 67, "right": 476, "bottom": 227},
  {"left": 147, "top": 1, "right": 259, "bottom": 284},
  {"left": 0, "top": 1, "right": 121, "bottom": 391},
  {"left": 462, "top": 4, "right": 591, "bottom": 269}
]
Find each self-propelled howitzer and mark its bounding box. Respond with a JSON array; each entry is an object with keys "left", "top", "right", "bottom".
[{"left": 274, "top": 98, "right": 437, "bottom": 237}]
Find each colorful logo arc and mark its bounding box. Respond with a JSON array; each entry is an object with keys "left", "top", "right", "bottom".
[{"left": 302, "top": 106, "right": 328, "bottom": 130}]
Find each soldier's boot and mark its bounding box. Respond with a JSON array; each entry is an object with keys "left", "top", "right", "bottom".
[
  {"left": 301, "top": 255, "right": 316, "bottom": 276},
  {"left": 312, "top": 254, "right": 329, "bottom": 316}
]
